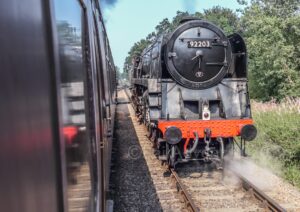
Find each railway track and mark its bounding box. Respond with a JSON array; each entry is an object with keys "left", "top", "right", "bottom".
[
  {"left": 123, "top": 88, "right": 286, "bottom": 212},
  {"left": 174, "top": 164, "right": 286, "bottom": 212}
]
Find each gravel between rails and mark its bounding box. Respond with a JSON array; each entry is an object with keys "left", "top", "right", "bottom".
[
  {"left": 108, "top": 90, "right": 162, "bottom": 212},
  {"left": 125, "top": 90, "right": 189, "bottom": 212},
  {"left": 176, "top": 163, "right": 265, "bottom": 212}
]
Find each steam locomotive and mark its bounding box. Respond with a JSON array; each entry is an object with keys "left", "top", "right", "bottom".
[{"left": 130, "top": 17, "right": 257, "bottom": 168}]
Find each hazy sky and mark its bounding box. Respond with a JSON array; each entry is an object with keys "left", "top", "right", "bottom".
[{"left": 101, "top": 0, "right": 244, "bottom": 70}]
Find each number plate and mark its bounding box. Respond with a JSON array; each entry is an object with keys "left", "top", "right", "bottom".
[{"left": 188, "top": 40, "right": 211, "bottom": 48}]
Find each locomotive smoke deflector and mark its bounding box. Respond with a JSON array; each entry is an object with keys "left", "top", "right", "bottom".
[{"left": 165, "top": 19, "right": 232, "bottom": 89}]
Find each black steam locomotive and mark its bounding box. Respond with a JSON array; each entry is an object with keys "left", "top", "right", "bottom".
[{"left": 130, "top": 17, "right": 257, "bottom": 168}]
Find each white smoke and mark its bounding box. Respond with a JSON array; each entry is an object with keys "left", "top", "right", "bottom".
[
  {"left": 224, "top": 157, "right": 274, "bottom": 191},
  {"left": 100, "top": 0, "right": 119, "bottom": 8},
  {"left": 182, "top": 0, "right": 197, "bottom": 13}
]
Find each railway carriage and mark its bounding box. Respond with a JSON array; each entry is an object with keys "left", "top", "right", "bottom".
[
  {"left": 130, "top": 17, "right": 257, "bottom": 168},
  {"left": 0, "top": 0, "right": 116, "bottom": 211}
]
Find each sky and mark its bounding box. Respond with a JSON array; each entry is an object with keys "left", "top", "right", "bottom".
[{"left": 101, "top": 0, "right": 245, "bottom": 70}]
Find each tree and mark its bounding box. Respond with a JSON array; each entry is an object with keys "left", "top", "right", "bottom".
[
  {"left": 169, "top": 11, "right": 190, "bottom": 31},
  {"left": 250, "top": 0, "right": 300, "bottom": 18},
  {"left": 241, "top": 0, "right": 300, "bottom": 100},
  {"left": 146, "top": 31, "right": 156, "bottom": 41},
  {"left": 155, "top": 18, "right": 171, "bottom": 36},
  {"left": 203, "top": 6, "right": 240, "bottom": 35},
  {"left": 123, "top": 38, "right": 152, "bottom": 72}
]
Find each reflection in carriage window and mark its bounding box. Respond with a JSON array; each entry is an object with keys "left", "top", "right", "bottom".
[{"left": 54, "top": 0, "right": 92, "bottom": 210}]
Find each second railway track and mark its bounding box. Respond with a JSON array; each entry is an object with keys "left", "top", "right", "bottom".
[{"left": 122, "top": 88, "right": 286, "bottom": 212}]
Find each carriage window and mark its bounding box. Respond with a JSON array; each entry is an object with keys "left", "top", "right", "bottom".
[{"left": 54, "top": 0, "right": 92, "bottom": 211}]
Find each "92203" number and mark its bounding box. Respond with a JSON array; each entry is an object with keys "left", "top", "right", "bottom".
[{"left": 188, "top": 40, "right": 211, "bottom": 48}]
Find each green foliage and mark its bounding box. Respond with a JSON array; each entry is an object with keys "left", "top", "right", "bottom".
[
  {"left": 237, "top": 0, "right": 248, "bottom": 5},
  {"left": 169, "top": 11, "right": 190, "bottom": 31},
  {"left": 250, "top": 0, "right": 300, "bottom": 18},
  {"left": 155, "top": 18, "right": 171, "bottom": 36},
  {"left": 203, "top": 6, "right": 240, "bottom": 34},
  {"left": 285, "top": 165, "right": 300, "bottom": 188},
  {"left": 241, "top": 0, "right": 300, "bottom": 101},
  {"left": 251, "top": 111, "right": 300, "bottom": 163},
  {"left": 248, "top": 100, "right": 300, "bottom": 187},
  {"left": 124, "top": 38, "right": 151, "bottom": 72}
]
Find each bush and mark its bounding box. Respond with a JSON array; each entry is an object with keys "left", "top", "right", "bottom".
[{"left": 247, "top": 98, "right": 300, "bottom": 187}]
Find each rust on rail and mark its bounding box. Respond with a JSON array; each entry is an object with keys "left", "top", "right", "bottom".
[
  {"left": 170, "top": 168, "right": 199, "bottom": 212},
  {"left": 232, "top": 170, "right": 286, "bottom": 212}
]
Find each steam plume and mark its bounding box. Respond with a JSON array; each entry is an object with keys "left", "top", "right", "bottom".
[
  {"left": 182, "top": 0, "right": 197, "bottom": 13},
  {"left": 100, "top": 0, "right": 119, "bottom": 8}
]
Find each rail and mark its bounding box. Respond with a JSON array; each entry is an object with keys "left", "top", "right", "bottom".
[
  {"left": 170, "top": 166, "right": 286, "bottom": 212},
  {"left": 170, "top": 168, "right": 199, "bottom": 212},
  {"left": 232, "top": 170, "right": 286, "bottom": 212}
]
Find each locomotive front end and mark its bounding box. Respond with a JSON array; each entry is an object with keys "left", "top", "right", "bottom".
[
  {"left": 130, "top": 17, "right": 256, "bottom": 168},
  {"left": 165, "top": 18, "right": 232, "bottom": 89}
]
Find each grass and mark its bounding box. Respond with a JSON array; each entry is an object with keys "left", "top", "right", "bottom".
[{"left": 247, "top": 98, "right": 300, "bottom": 188}]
